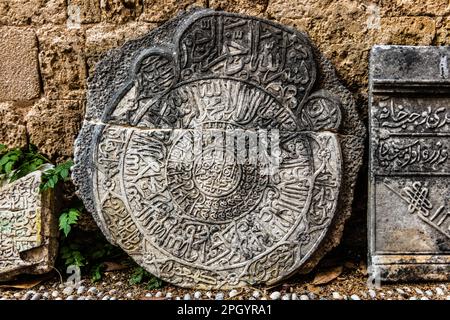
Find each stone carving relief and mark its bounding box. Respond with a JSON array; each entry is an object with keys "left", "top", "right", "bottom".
[
  {"left": 0, "top": 171, "right": 58, "bottom": 280},
  {"left": 369, "top": 46, "right": 450, "bottom": 281},
  {"left": 73, "top": 9, "right": 365, "bottom": 289}
]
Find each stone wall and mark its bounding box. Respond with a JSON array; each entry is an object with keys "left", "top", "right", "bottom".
[{"left": 1, "top": 0, "right": 449, "bottom": 161}]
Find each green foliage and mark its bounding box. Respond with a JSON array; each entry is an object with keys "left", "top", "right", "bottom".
[
  {"left": 90, "top": 263, "right": 105, "bottom": 282},
  {"left": 129, "top": 266, "right": 164, "bottom": 289},
  {"left": 60, "top": 244, "right": 86, "bottom": 267},
  {"left": 58, "top": 229, "right": 126, "bottom": 282},
  {"left": 0, "top": 144, "right": 50, "bottom": 183},
  {"left": 59, "top": 207, "right": 81, "bottom": 237},
  {"left": 40, "top": 160, "right": 73, "bottom": 191}
]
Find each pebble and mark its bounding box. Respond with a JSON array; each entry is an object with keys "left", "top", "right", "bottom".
[
  {"left": 77, "top": 286, "right": 86, "bottom": 295},
  {"left": 249, "top": 297, "right": 256, "bottom": 300},
  {"left": 126, "top": 293, "right": 133, "bottom": 299},
  {"left": 425, "top": 290, "right": 433, "bottom": 297},
  {"left": 396, "top": 288, "right": 406, "bottom": 295},
  {"left": 332, "top": 292, "right": 343, "bottom": 300},
  {"left": 97, "top": 292, "right": 104, "bottom": 298},
  {"left": 42, "top": 292, "right": 49, "bottom": 299},
  {"left": 446, "top": 296, "right": 450, "bottom": 300},
  {"left": 414, "top": 288, "right": 424, "bottom": 295},
  {"left": 88, "top": 287, "right": 98, "bottom": 295},
  {"left": 307, "top": 292, "right": 316, "bottom": 300},
  {"left": 409, "top": 297, "right": 417, "bottom": 300},
  {"left": 183, "top": 293, "right": 191, "bottom": 300},
  {"left": 102, "top": 295, "right": 110, "bottom": 301},
  {"left": 291, "top": 293, "right": 299, "bottom": 300},
  {"left": 420, "top": 297, "right": 429, "bottom": 300},
  {"left": 166, "top": 292, "right": 173, "bottom": 299},
  {"left": 215, "top": 292, "right": 224, "bottom": 300},
  {"left": 22, "top": 292, "right": 33, "bottom": 300},
  {"left": 229, "top": 289, "right": 238, "bottom": 298},
  {"left": 194, "top": 291, "right": 202, "bottom": 299},
  {"left": 66, "top": 295, "right": 76, "bottom": 300},
  {"left": 116, "top": 281, "right": 123, "bottom": 286},
  {"left": 350, "top": 294, "right": 360, "bottom": 300},
  {"left": 110, "top": 297, "right": 117, "bottom": 301},
  {"left": 63, "top": 287, "right": 74, "bottom": 296},
  {"left": 435, "top": 287, "right": 444, "bottom": 296},
  {"left": 252, "top": 290, "right": 261, "bottom": 299},
  {"left": 175, "top": 297, "right": 181, "bottom": 300},
  {"left": 145, "top": 293, "right": 152, "bottom": 298},
  {"left": 270, "top": 291, "right": 281, "bottom": 300},
  {"left": 77, "top": 296, "right": 85, "bottom": 301},
  {"left": 31, "top": 293, "right": 42, "bottom": 300},
  {"left": 13, "top": 292, "right": 21, "bottom": 299},
  {"left": 39, "top": 286, "right": 46, "bottom": 291},
  {"left": 154, "top": 291, "right": 162, "bottom": 298},
  {"left": 281, "top": 294, "right": 290, "bottom": 300},
  {"left": 368, "top": 289, "right": 376, "bottom": 299},
  {"left": 300, "top": 294, "right": 309, "bottom": 300},
  {"left": 55, "top": 297, "right": 63, "bottom": 300},
  {"left": 206, "top": 292, "right": 213, "bottom": 299}
]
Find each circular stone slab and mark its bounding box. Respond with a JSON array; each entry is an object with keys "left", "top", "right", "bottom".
[{"left": 73, "top": 9, "right": 364, "bottom": 289}]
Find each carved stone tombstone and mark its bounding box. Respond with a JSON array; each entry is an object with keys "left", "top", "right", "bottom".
[
  {"left": 369, "top": 45, "right": 450, "bottom": 281},
  {"left": 73, "top": 9, "right": 364, "bottom": 289},
  {"left": 0, "top": 171, "right": 58, "bottom": 280}
]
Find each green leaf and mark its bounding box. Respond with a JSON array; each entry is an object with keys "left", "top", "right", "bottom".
[
  {"left": 129, "top": 267, "right": 146, "bottom": 285},
  {"left": 146, "top": 276, "right": 163, "bottom": 290},
  {"left": 59, "top": 208, "right": 80, "bottom": 237},
  {"left": 91, "top": 263, "right": 105, "bottom": 282}
]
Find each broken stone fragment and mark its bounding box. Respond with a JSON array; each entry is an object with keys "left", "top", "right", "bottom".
[{"left": 0, "top": 171, "right": 58, "bottom": 281}]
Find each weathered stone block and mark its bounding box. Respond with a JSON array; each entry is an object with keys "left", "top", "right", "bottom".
[
  {"left": 85, "top": 22, "right": 157, "bottom": 75},
  {"left": 0, "top": 102, "right": 28, "bottom": 148},
  {"left": 25, "top": 99, "right": 82, "bottom": 162},
  {"left": 378, "top": 17, "right": 436, "bottom": 45},
  {"left": 141, "top": 0, "right": 206, "bottom": 22},
  {"left": 0, "top": 0, "right": 66, "bottom": 25},
  {"left": 68, "top": 0, "right": 101, "bottom": 25},
  {"left": 209, "top": 0, "right": 268, "bottom": 16},
  {"left": 0, "top": 28, "right": 40, "bottom": 101},
  {"left": 369, "top": 45, "right": 450, "bottom": 281},
  {"left": 73, "top": 9, "right": 365, "bottom": 289},
  {"left": 100, "top": 0, "right": 142, "bottom": 23},
  {"left": 37, "top": 26, "right": 86, "bottom": 100},
  {"left": 0, "top": 171, "right": 58, "bottom": 281},
  {"left": 380, "top": 0, "right": 450, "bottom": 17}
]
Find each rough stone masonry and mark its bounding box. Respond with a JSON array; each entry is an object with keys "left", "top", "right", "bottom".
[{"left": 73, "top": 9, "right": 365, "bottom": 289}]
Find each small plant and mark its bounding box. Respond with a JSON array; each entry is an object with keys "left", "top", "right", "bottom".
[
  {"left": 0, "top": 144, "right": 50, "bottom": 183},
  {"left": 59, "top": 206, "right": 81, "bottom": 237},
  {"left": 40, "top": 160, "right": 73, "bottom": 191},
  {"left": 129, "top": 266, "right": 164, "bottom": 290}
]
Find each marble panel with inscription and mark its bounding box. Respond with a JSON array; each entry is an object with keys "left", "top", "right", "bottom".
[{"left": 369, "top": 45, "right": 450, "bottom": 281}]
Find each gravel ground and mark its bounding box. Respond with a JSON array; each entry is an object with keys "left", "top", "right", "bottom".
[{"left": 1, "top": 266, "right": 449, "bottom": 301}]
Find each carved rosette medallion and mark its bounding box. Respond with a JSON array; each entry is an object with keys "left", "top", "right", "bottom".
[{"left": 73, "top": 10, "right": 363, "bottom": 289}]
